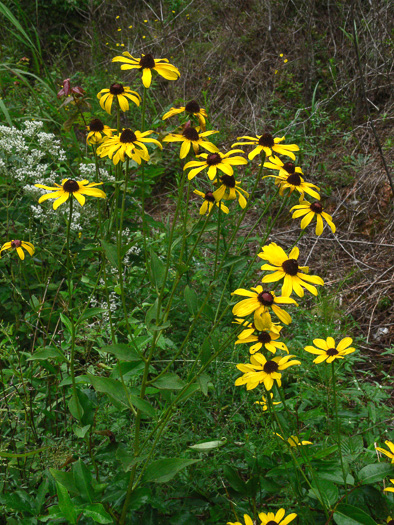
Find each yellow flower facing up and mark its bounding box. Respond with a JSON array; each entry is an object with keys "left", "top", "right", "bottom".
[
  {"left": 86, "top": 118, "right": 114, "bottom": 145},
  {"left": 97, "top": 83, "right": 141, "bottom": 114},
  {"left": 304, "top": 336, "right": 356, "bottom": 364},
  {"left": 96, "top": 128, "right": 162, "bottom": 165},
  {"left": 235, "top": 353, "right": 301, "bottom": 391},
  {"left": 36, "top": 179, "right": 106, "bottom": 210},
  {"left": 193, "top": 189, "right": 229, "bottom": 215},
  {"left": 255, "top": 392, "right": 282, "bottom": 411},
  {"left": 232, "top": 285, "right": 298, "bottom": 326},
  {"left": 259, "top": 509, "right": 297, "bottom": 525},
  {"left": 275, "top": 433, "right": 312, "bottom": 446},
  {"left": 184, "top": 150, "right": 247, "bottom": 181},
  {"left": 163, "top": 100, "right": 208, "bottom": 128},
  {"left": 291, "top": 199, "right": 336, "bottom": 235},
  {"left": 227, "top": 514, "right": 254, "bottom": 525},
  {"left": 163, "top": 125, "right": 219, "bottom": 159},
  {"left": 212, "top": 175, "right": 249, "bottom": 208},
  {"left": 384, "top": 482, "right": 394, "bottom": 493},
  {"left": 1, "top": 240, "right": 34, "bottom": 261},
  {"left": 259, "top": 242, "right": 324, "bottom": 297},
  {"left": 235, "top": 317, "right": 288, "bottom": 355},
  {"left": 112, "top": 52, "right": 180, "bottom": 88},
  {"left": 263, "top": 156, "right": 320, "bottom": 200},
  {"left": 376, "top": 441, "right": 394, "bottom": 463},
  {"left": 232, "top": 133, "right": 299, "bottom": 160}
]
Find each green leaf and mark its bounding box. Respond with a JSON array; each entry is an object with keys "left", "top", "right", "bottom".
[
  {"left": 142, "top": 458, "right": 199, "bottom": 483},
  {"left": 56, "top": 482, "right": 77, "bottom": 524},
  {"left": 150, "top": 251, "right": 166, "bottom": 289},
  {"left": 49, "top": 469, "right": 78, "bottom": 495},
  {"left": 77, "top": 308, "right": 106, "bottom": 324},
  {"left": 80, "top": 503, "right": 112, "bottom": 523},
  {"left": 73, "top": 424, "right": 91, "bottom": 439},
  {"left": 333, "top": 503, "right": 378, "bottom": 525},
  {"left": 101, "top": 240, "right": 118, "bottom": 268},
  {"left": 129, "top": 395, "right": 156, "bottom": 418},
  {"left": 184, "top": 286, "right": 199, "bottom": 315},
  {"left": 100, "top": 343, "right": 142, "bottom": 362},
  {"left": 87, "top": 374, "right": 128, "bottom": 406},
  {"left": 189, "top": 439, "right": 226, "bottom": 452},
  {"left": 35, "top": 479, "right": 49, "bottom": 513},
  {"left": 28, "top": 348, "right": 66, "bottom": 362},
  {"left": 222, "top": 465, "right": 248, "bottom": 495},
  {"left": 308, "top": 478, "right": 339, "bottom": 506},
  {"left": 152, "top": 373, "right": 185, "bottom": 390},
  {"left": 358, "top": 463, "right": 394, "bottom": 484},
  {"left": 197, "top": 373, "right": 211, "bottom": 396},
  {"left": 127, "top": 487, "right": 152, "bottom": 511},
  {"left": 0, "top": 491, "right": 33, "bottom": 513},
  {"left": 60, "top": 313, "right": 73, "bottom": 334},
  {"left": 0, "top": 98, "right": 13, "bottom": 126},
  {"left": 73, "top": 459, "right": 94, "bottom": 503},
  {"left": 68, "top": 392, "right": 84, "bottom": 421},
  {"left": 0, "top": 446, "right": 48, "bottom": 458}
]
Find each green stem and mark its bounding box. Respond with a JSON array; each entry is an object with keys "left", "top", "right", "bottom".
[
  {"left": 332, "top": 362, "right": 348, "bottom": 501},
  {"left": 117, "top": 157, "right": 131, "bottom": 335},
  {"left": 213, "top": 205, "right": 221, "bottom": 280}
]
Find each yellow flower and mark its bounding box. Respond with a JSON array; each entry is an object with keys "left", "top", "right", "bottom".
[
  {"left": 96, "top": 128, "right": 162, "bottom": 165},
  {"left": 112, "top": 52, "right": 180, "bottom": 88},
  {"left": 263, "top": 156, "right": 320, "bottom": 200},
  {"left": 290, "top": 199, "right": 336, "bottom": 235},
  {"left": 275, "top": 433, "right": 312, "bottom": 446},
  {"left": 259, "top": 242, "right": 324, "bottom": 297},
  {"left": 376, "top": 441, "right": 394, "bottom": 463},
  {"left": 384, "top": 482, "right": 394, "bottom": 493},
  {"left": 193, "top": 189, "right": 229, "bottom": 215},
  {"left": 259, "top": 509, "right": 297, "bottom": 525},
  {"left": 97, "top": 83, "right": 141, "bottom": 114},
  {"left": 235, "top": 353, "right": 301, "bottom": 391},
  {"left": 304, "top": 336, "right": 356, "bottom": 364},
  {"left": 163, "top": 100, "right": 208, "bottom": 129},
  {"left": 232, "top": 133, "right": 299, "bottom": 160},
  {"left": 232, "top": 285, "right": 298, "bottom": 326},
  {"left": 86, "top": 118, "right": 114, "bottom": 145},
  {"left": 234, "top": 317, "right": 281, "bottom": 340},
  {"left": 163, "top": 125, "right": 219, "bottom": 159},
  {"left": 235, "top": 316, "right": 288, "bottom": 354},
  {"left": 212, "top": 175, "right": 249, "bottom": 208},
  {"left": 255, "top": 392, "right": 282, "bottom": 411},
  {"left": 227, "top": 515, "right": 253, "bottom": 525},
  {"left": 184, "top": 150, "right": 247, "bottom": 181},
  {"left": 35, "top": 179, "right": 106, "bottom": 210},
  {"left": 1, "top": 240, "right": 35, "bottom": 261},
  {"left": 386, "top": 516, "right": 394, "bottom": 523}
]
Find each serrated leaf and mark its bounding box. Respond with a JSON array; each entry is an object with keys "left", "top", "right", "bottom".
[
  {"left": 358, "top": 463, "right": 394, "bottom": 484},
  {"left": 189, "top": 439, "right": 226, "bottom": 452},
  {"left": 142, "top": 458, "right": 199, "bottom": 483},
  {"left": 333, "top": 503, "right": 378, "bottom": 525},
  {"left": 152, "top": 373, "right": 185, "bottom": 390},
  {"left": 100, "top": 343, "right": 142, "bottom": 362}
]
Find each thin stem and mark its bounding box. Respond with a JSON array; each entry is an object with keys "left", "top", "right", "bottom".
[
  {"left": 213, "top": 205, "right": 221, "bottom": 279},
  {"left": 331, "top": 362, "right": 348, "bottom": 501}
]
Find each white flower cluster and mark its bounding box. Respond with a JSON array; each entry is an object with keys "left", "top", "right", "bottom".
[
  {"left": 90, "top": 290, "right": 120, "bottom": 323},
  {"left": 79, "top": 162, "right": 115, "bottom": 183}
]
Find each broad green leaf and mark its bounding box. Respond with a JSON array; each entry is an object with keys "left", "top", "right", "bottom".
[
  {"left": 197, "top": 373, "right": 211, "bottom": 396},
  {"left": 312, "top": 445, "right": 338, "bottom": 459},
  {"left": 73, "top": 424, "right": 91, "bottom": 439},
  {"left": 333, "top": 503, "right": 378, "bottom": 525},
  {"left": 184, "top": 286, "right": 199, "bottom": 315},
  {"left": 222, "top": 465, "right": 248, "bottom": 495},
  {"left": 77, "top": 308, "right": 106, "bottom": 324},
  {"left": 49, "top": 469, "right": 78, "bottom": 495},
  {"left": 0, "top": 491, "right": 33, "bottom": 513},
  {"left": 56, "top": 482, "right": 77, "bottom": 524},
  {"left": 73, "top": 459, "right": 94, "bottom": 503},
  {"left": 101, "top": 240, "right": 118, "bottom": 268},
  {"left": 150, "top": 251, "right": 166, "bottom": 289},
  {"left": 142, "top": 458, "right": 199, "bottom": 483},
  {"left": 28, "top": 348, "right": 66, "bottom": 362},
  {"left": 60, "top": 313, "right": 73, "bottom": 334},
  {"left": 68, "top": 392, "right": 84, "bottom": 421},
  {"left": 87, "top": 374, "right": 127, "bottom": 406},
  {"left": 100, "top": 343, "right": 142, "bottom": 362},
  {"left": 152, "top": 373, "right": 185, "bottom": 390},
  {"left": 189, "top": 439, "right": 226, "bottom": 452},
  {"left": 80, "top": 503, "right": 112, "bottom": 523},
  {"left": 127, "top": 487, "right": 152, "bottom": 511},
  {"left": 129, "top": 395, "right": 156, "bottom": 418},
  {"left": 309, "top": 478, "right": 338, "bottom": 506},
  {"left": 358, "top": 463, "right": 394, "bottom": 484},
  {"left": 35, "top": 479, "right": 49, "bottom": 513}
]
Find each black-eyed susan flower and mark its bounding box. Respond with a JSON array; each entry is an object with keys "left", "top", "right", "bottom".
[
  {"left": 232, "top": 133, "right": 299, "bottom": 160},
  {"left": 263, "top": 157, "right": 320, "bottom": 200},
  {"left": 86, "top": 119, "right": 114, "bottom": 145},
  {"left": 234, "top": 317, "right": 280, "bottom": 340},
  {"left": 255, "top": 392, "right": 282, "bottom": 411},
  {"left": 235, "top": 353, "right": 301, "bottom": 391},
  {"left": 376, "top": 441, "right": 394, "bottom": 463},
  {"left": 384, "top": 482, "right": 394, "bottom": 493},
  {"left": 163, "top": 100, "right": 208, "bottom": 128},
  {"left": 193, "top": 189, "right": 229, "bottom": 215},
  {"left": 275, "top": 433, "right": 312, "bottom": 446},
  {"left": 112, "top": 52, "right": 180, "bottom": 88},
  {"left": 235, "top": 320, "right": 288, "bottom": 355},
  {"left": 290, "top": 199, "right": 336, "bottom": 235},
  {"left": 259, "top": 242, "right": 324, "bottom": 297},
  {"left": 184, "top": 150, "right": 247, "bottom": 181},
  {"left": 96, "top": 128, "right": 162, "bottom": 165},
  {"left": 212, "top": 175, "right": 249, "bottom": 208},
  {"left": 97, "top": 83, "right": 141, "bottom": 114},
  {"left": 386, "top": 516, "right": 394, "bottom": 523},
  {"left": 163, "top": 125, "right": 219, "bottom": 159},
  {"left": 227, "top": 514, "right": 253, "bottom": 525},
  {"left": 232, "top": 285, "right": 298, "bottom": 326},
  {"left": 259, "top": 509, "right": 297, "bottom": 525},
  {"left": 304, "top": 336, "right": 356, "bottom": 364},
  {"left": 35, "top": 179, "right": 106, "bottom": 210},
  {"left": 1, "top": 240, "right": 35, "bottom": 260}
]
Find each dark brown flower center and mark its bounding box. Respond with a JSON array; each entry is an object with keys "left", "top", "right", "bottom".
[
  {"left": 120, "top": 129, "right": 137, "bottom": 143},
  {"left": 258, "top": 132, "right": 274, "bottom": 148},
  {"left": 310, "top": 201, "right": 323, "bottom": 214},
  {"left": 89, "top": 118, "right": 104, "bottom": 132},
  {"left": 206, "top": 153, "right": 222, "bottom": 166},
  {"left": 264, "top": 361, "right": 279, "bottom": 374},
  {"left": 139, "top": 53, "right": 155, "bottom": 69},
  {"left": 257, "top": 291, "right": 274, "bottom": 306},
  {"left": 220, "top": 174, "right": 236, "bottom": 188},
  {"left": 204, "top": 191, "right": 215, "bottom": 203},
  {"left": 387, "top": 521, "right": 394, "bottom": 525},
  {"left": 63, "top": 179, "right": 80, "bottom": 193},
  {"left": 267, "top": 522, "right": 278, "bottom": 525},
  {"left": 109, "top": 83, "right": 124, "bottom": 95},
  {"left": 283, "top": 162, "right": 295, "bottom": 173},
  {"left": 258, "top": 332, "right": 271, "bottom": 344},
  {"left": 183, "top": 127, "right": 200, "bottom": 141},
  {"left": 327, "top": 348, "right": 338, "bottom": 356},
  {"left": 11, "top": 240, "right": 22, "bottom": 248},
  {"left": 282, "top": 258, "right": 299, "bottom": 276},
  {"left": 287, "top": 173, "right": 301, "bottom": 186},
  {"left": 185, "top": 100, "right": 200, "bottom": 113}
]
